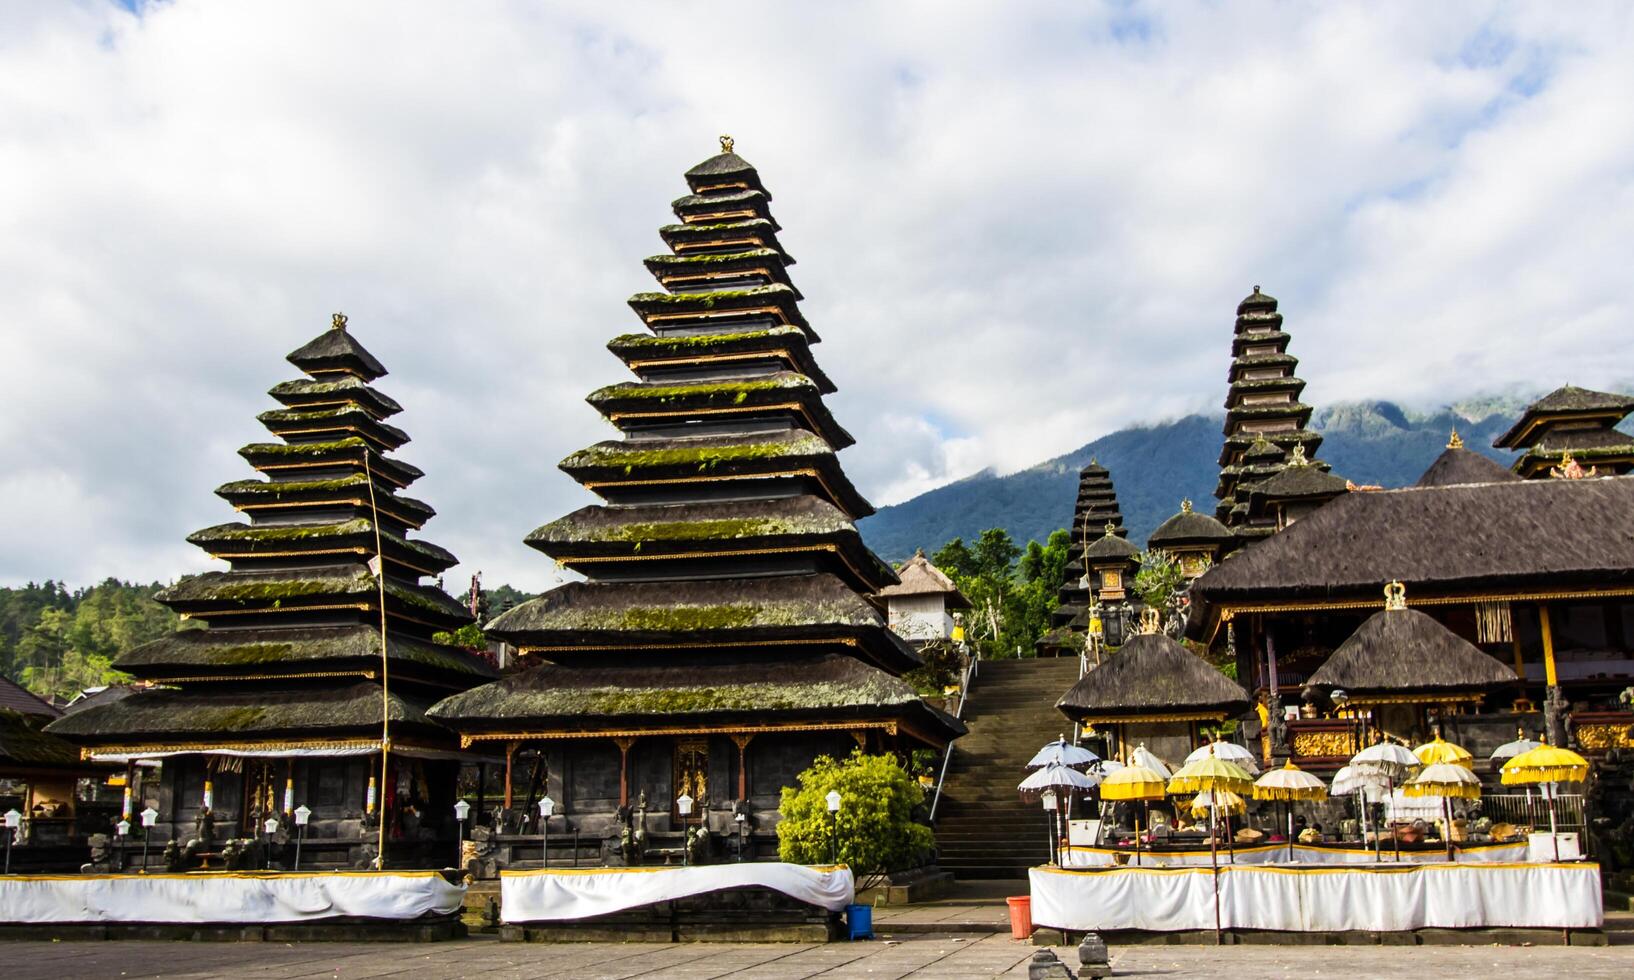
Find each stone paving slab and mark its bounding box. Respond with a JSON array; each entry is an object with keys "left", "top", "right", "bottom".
[{"left": 6, "top": 933, "right": 1634, "bottom": 979}]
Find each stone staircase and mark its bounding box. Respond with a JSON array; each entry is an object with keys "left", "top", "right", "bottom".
[{"left": 933, "top": 657, "right": 1084, "bottom": 881}]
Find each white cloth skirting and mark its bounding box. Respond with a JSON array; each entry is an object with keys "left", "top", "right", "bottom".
[
  {"left": 1029, "top": 862, "right": 1603, "bottom": 932},
  {"left": 0, "top": 871, "right": 465, "bottom": 925},
  {"left": 1063, "top": 841, "right": 1528, "bottom": 866},
  {"left": 500, "top": 863, "right": 855, "bottom": 923}
]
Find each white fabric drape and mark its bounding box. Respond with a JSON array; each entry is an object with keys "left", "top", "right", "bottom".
[
  {"left": 1030, "top": 862, "right": 1602, "bottom": 932},
  {"left": 500, "top": 863, "right": 855, "bottom": 923},
  {"left": 1063, "top": 841, "right": 1528, "bottom": 866},
  {"left": 0, "top": 871, "right": 465, "bottom": 924}
]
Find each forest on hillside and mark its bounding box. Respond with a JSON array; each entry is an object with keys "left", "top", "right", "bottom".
[{"left": 0, "top": 579, "right": 536, "bottom": 703}]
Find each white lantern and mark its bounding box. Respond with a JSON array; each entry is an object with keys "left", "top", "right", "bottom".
[
  {"left": 1041, "top": 789, "right": 1058, "bottom": 811},
  {"left": 825, "top": 790, "right": 842, "bottom": 814},
  {"left": 676, "top": 793, "right": 694, "bottom": 817},
  {"left": 453, "top": 799, "right": 471, "bottom": 822},
  {"left": 140, "top": 806, "right": 159, "bottom": 829},
  {"left": 264, "top": 818, "right": 279, "bottom": 835},
  {"left": 539, "top": 796, "right": 556, "bottom": 818},
  {"left": 115, "top": 819, "right": 130, "bottom": 838},
  {"left": 293, "top": 805, "right": 312, "bottom": 827},
  {"left": 3, "top": 809, "right": 20, "bottom": 830}
]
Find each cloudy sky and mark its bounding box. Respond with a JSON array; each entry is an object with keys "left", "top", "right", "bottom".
[{"left": 3, "top": 1, "right": 1632, "bottom": 592}]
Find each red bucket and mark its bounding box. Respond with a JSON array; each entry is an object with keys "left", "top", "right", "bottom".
[{"left": 1006, "top": 895, "right": 1032, "bottom": 940}]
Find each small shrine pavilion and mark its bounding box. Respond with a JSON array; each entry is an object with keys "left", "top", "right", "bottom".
[
  {"left": 1214, "top": 287, "right": 1328, "bottom": 538},
  {"left": 879, "top": 551, "right": 970, "bottom": 645},
  {"left": 1147, "top": 500, "right": 1235, "bottom": 582},
  {"left": 428, "top": 141, "right": 964, "bottom": 861},
  {"left": 1493, "top": 385, "right": 1634, "bottom": 479},
  {"left": 1055, "top": 612, "right": 1251, "bottom": 766},
  {"left": 48, "top": 316, "right": 492, "bottom": 869}
]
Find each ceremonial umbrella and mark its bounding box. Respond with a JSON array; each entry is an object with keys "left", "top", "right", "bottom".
[
  {"left": 1027, "top": 735, "right": 1100, "bottom": 771},
  {"left": 1165, "top": 748, "right": 1252, "bottom": 943},
  {"left": 1188, "top": 790, "right": 1246, "bottom": 818},
  {"left": 1253, "top": 761, "right": 1329, "bottom": 861},
  {"left": 1018, "top": 762, "right": 1100, "bottom": 866},
  {"left": 1500, "top": 741, "right": 1590, "bottom": 862},
  {"left": 1331, "top": 765, "right": 1388, "bottom": 857},
  {"left": 1489, "top": 730, "right": 1542, "bottom": 764},
  {"left": 1350, "top": 740, "right": 1420, "bottom": 862},
  {"left": 1403, "top": 762, "right": 1482, "bottom": 861},
  {"left": 1130, "top": 744, "right": 1172, "bottom": 779},
  {"left": 1098, "top": 764, "right": 1167, "bottom": 866},
  {"left": 1413, "top": 733, "right": 1474, "bottom": 769},
  {"left": 1185, "top": 738, "right": 1261, "bottom": 776}
]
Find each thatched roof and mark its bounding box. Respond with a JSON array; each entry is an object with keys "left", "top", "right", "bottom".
[
  {"left": 485, "top": 574, "right": 921, "bottom": 674},
  {"left": 1148, "top": 505, "right": 1234, "bottom": 549},
  {"left": 878, "top": 553, "right": 970, "bottom": 607},
  {"left": 1083, "top": 529, "right": 1139, "bottom": 562},
  {"left": 1056, "top": 632, "right": 1250, "bottom": 723},
  {"left": 113, "top": 624, "right": 495, "bottom": 680},
  {"left": 1309, "top": 607, "right": 1516, "bottom": 699},
  {"left": 1415, "top": 446, "right": 1519, "bottom": 488},
  {"left": 1495, "top": 385, "right": 1634, "bottom": 448},
  {"left": 1189, "top": 477, "right": 1634, "bottom": 627},
  {"left": 269, "top": 376, "right": 402, "bottom": 418},
  {"left": 285, "top": 324, "right": 387, "bottom": 381},
  {"left": 427, "top": 654, "right": 965, "bottom": 747},
  {"left": 1249, "top": 462, "right": 1348, "bottom": 502},
  {"left": 0, "top": 675, "right": 59, "bottom": 720},
  {"left": 0, "top": 708, "right": 82, "bottom": 768},
  {"left": 47, "top": 682, "right": 445, "bottom": 745}
]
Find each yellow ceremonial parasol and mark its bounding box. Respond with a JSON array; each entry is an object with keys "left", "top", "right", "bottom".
[
  {"left": 1188, "top": 790, "right": 1245, "bottom": 818},
  {"left": 1253, "top": 761, "right": 1328, "bottom": 861},
  {"left": 1166, "top": 753, "right": 1255, "bottom": 796},
  {"left": 1413, "top": 733, "right": 1474, "bottom": 769},
  {"left": 1098, "top": 764, "right": 1166, "bottom": 866},
  {"left": 1501, "top": 740, "right": 1590, "bottom": 862},
  {"left": 1403, "top": 762, "right": 1481, "bottom": 861}
]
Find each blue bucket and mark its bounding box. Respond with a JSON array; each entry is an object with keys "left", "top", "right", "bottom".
[{"left": 846, "top": 902, "right": 873, "bottom": 940}]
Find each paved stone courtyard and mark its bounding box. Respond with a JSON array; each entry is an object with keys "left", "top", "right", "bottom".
[{"left": 6, "top": 934, "right": 1634, "bottom": 980}]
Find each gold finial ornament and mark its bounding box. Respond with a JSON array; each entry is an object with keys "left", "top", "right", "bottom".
[
  {"left": 332, "top": 312, "right": 348, "bottom": 331},
  {"left": 1447, "top": 428, "right": 1464, "bottom": 450},
  {"left": 1384, "top": 580, "right": 1407, "bottom": 611},
  {"left": 1289, "top": 443, "right": 1309, "bottom": 466},
  {"left": 1103, "top": 521, "right": 1118, "bottom": 537},
  {"left": 719, "top": 134, "right": 734, "bottom": 154},
  {"left": 1180, "top": 498, "right": 1193, "bottom": 514},
  {"left": 1138, "top": 607, "right": 1161, "bottom": 635}
]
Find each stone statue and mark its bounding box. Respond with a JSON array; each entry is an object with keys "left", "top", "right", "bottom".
[{"left": 686, "top": 823, "right": 711, "bottom": 865}]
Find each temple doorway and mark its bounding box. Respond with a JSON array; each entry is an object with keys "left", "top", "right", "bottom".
[{"left": 673, "top": 738, "right": 710, "bottom": 818}]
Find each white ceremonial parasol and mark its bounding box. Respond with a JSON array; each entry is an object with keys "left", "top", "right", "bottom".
[{"left": 1026, "top": 735, "right": 1101, "bottom": 771}]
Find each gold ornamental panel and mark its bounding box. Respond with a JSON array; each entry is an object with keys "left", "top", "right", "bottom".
[
  {"left": 1291, "top": 729, "right": 1354, "bottom": 759},
  {"left": 1576, "top": 722, "right": 1634, "bottom": 752}
]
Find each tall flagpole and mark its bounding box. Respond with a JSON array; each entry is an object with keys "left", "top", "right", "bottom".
[{"left": 364, "top": 450, "right": 391, "bottom": 869}]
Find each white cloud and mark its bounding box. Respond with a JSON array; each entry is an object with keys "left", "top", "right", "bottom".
[{"left": 0, "top": 1, "right": 1630, "bottom": 590}]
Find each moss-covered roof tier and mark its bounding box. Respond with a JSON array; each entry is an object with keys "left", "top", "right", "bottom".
[
  {"left": 239, "top": 437, "right": 423, "bottom": 488},
  {"left": 286, "top": 324, "right": 387, "bottom": 381},
  {"left": 255, "top": 405, "right": 410, "bottom": 453},
  {"left": 487, "top": 574, "right": 919, "bottom": 673},
  {"left": 658, "top": 219, "right": 794, "bottom": 268},
  {"left": 187, "top": 518, "right": 458, "bottom": 576},
  {"left": 428, "top": 654, "right": 962, "bottom": 748},
  {"left": 525, "top": 497, "right": 894, "bottom": 594},
  {"left": 671, "top": 188, "right": 777, "bottom": 226},
  {"left": 113, "top": 624, "right": 495, "bottom": 682},
  {"left": 642, "top": 249, "right": 800, "bottom": 297},
  {"left": 1, "top": 708, "right": 86, "bottom": 770},
  {"left": 156, "top": 566, "right": 472, "bottom": 629},
  {"left": 215, "top": 474, "right": 434, "bottom": 529},
  {"left": 587, "top": 371, "right": 853, "bottom": 449},
  {"left": 607, "top": 325, "right": 833, "bottom": 392},
  {"left": 269, "top": 376, "right": 403, "bottom": 418}
]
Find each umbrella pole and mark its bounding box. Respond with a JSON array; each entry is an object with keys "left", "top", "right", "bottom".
[
  {"left": 1287, "top": 802, "right": 1293, "bottom": 863},
  {"left": 1136, "top": 801, "right": 1145, "bottom": 867},
  {"left": 1443, "top": 797, "right": 1454, "bottom": 862},
  {"left": 1225, "top": 804, "right": 1235, "bottom": 864},
  {"left": 1388, "top": 777, "right": 1401, "bottom": 863},
  {"left": 1548, "top": 783, "right": 1561, "bottom": 863},
  {"left": 1209, "top": 802, "right": 1222, "bottom": 945}
]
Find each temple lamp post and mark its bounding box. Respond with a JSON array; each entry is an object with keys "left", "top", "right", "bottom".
[
  {"left": 453, "top": 799, "right": 471, "bottom": 871},
  {"left": 734, "top": 811, "right": 748, "bottom": 862},
  {"left": 677, "top": 793, "right": 694, "bottom": 867},
  {"left": 114, "top": 818, "right": 130, "bottom": 872},
  {"left": 1041, "top": 790, "right": 1059, "bottom": 867},
  {"left": 263, "top": 818, "right": 279, "bottom": 871},
  {"left": 538, "top": 796, "right": 555, "bottom": 870},
  {"left": 825, "top": 790, "right": 842, "bottom": 865},
  {"left": 2, "top": 809, "right": 18, "bottom": 874},
  {"left": 292, "top": 805, "right": 311, "bottom": 871},
  {"left": 139, "top": 806, "right": 158, "bottom": 874}
]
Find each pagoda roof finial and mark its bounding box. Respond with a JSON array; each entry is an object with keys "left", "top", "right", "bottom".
[
  {"left": 1103, "top": 521, "right": 1118, "bottom": 537},
  {"left": 1447, "top": 427, "right": 1464, "bottom": 450},
  {"left": 1180, "top": 498, "right": 1193, "bottom": 514},
  {"left": 332, "top": 312, "right": 347, "bottom": 331},
  {"left": 1289, "top": 443, "right": 1309, "bottom": 466},
  {"left": 1384, "top": 580, "right": 1407, "bottom": 611},
  {"left": 1253, "top": 285, "right": 1261, "bottom": 295},
  {"left": 719, "top": 134, "right": 734, "bottom": 154}
]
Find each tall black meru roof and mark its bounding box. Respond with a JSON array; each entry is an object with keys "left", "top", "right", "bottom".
[
  {"left": 47, "top": 317, "right": 490, "bottom": 754},
  {"left": 1308, "top": 601, "right": 1516, "bottom": 702},
  {"left": 1056, "top": 630, "right": 1250, "bottom": 723},
  {"left": 429, "top": 141, "right": 963, "bottom": 749},
  {"left": 1416, "top": 435, "right": 1520, "bottom": 488},
  {"left": 1053, "top": 461, "right": 1130, "bottom": 630},
  {"left": 1494, "top": 385, "right": 1634, "bottom": 449}
]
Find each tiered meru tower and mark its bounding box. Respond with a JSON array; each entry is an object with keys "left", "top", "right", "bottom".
[
  {"left": 1052, "top": 460, "right": 1127, "bottom": 630},
  {"left": 49, "top": 316, "right": 491, "bottom": 865},
  {"left": 1214, "top": 286, "right": 1331, "bottom": 539},
  {"left": 430, "top": 140, "right": 963, "bottom": 849}
]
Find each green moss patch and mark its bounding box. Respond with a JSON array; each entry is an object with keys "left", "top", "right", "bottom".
[{"left": 561, "top": 433, "right": 828, "bottom": 473}]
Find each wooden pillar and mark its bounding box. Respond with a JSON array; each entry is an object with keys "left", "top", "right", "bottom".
[
  {"left": 850, "top": 730, "right": 868, "bottom": 751},
  {"left": 613, "top": 737, "right": 637, "bottom": 807},
  {"left": 729, "top": 734, "right": 755, "bottom": 801},
  {"left": 504, "top": 741, "right": 518, "bottom": 810},
  {"left": 1539, "top": 604, "right": 1559, "bottom": 688}
]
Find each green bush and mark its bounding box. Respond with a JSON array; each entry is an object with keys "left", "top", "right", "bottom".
[{"left": 777, "top": 751, "right": 933, "bottom": 888}]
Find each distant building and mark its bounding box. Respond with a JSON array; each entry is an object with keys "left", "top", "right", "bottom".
[{"left": 879, "top": 551, "right": 971, "bottom": 644}]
